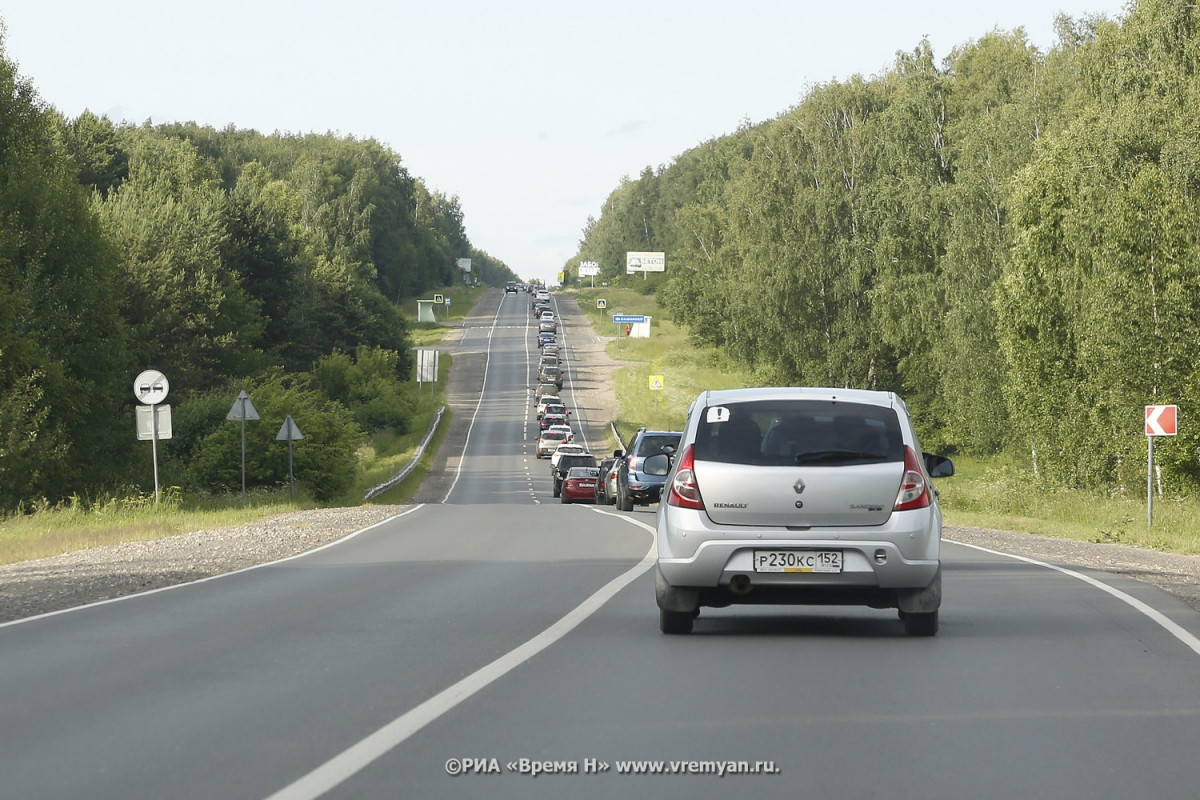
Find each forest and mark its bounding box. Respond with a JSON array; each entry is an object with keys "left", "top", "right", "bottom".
[
  {"left": 571, "top": 0, "right": 1200, "bottom": 496},
  {"left": 0, "top": 35, "right": 516, "bottom": 510}
]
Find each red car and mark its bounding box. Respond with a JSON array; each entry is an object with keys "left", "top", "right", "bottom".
[{"left": 560, "top": 467, "right": 600, "bottom": 504}]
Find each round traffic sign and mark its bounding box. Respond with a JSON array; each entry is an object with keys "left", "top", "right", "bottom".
[{"left": 134, "top": 370, "right": 169, "bottom": 405}]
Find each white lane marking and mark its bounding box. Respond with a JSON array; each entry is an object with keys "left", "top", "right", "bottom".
[
  {"left": 441, "top": 298, "right": 505, "bottom": 503},
  {"left": 263, "top": 513, "right": 656, "bottom": 800},
  {"left": 0, "top": 507, "right": 425, "bottom": 630},
  {"left": 948, "top": 538, "right": 1200, "bottom": 658}
]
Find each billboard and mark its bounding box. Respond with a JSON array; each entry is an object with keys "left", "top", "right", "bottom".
[
  {"left": 578, "top": 260, "right": 600, "bottom": 277},
  {"left": 626, "top": 251, "right": 665, "bottom": 273}
]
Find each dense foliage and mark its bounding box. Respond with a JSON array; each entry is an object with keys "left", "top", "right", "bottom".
[
  {"left": 0, "top": 29, "right": 516, "bottom": 510},
  {"left": 572, "top": 0, "right": 1200, "bottom": 496}
]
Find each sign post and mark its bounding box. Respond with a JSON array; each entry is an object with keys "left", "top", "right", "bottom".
[
  {"left": 625, "top": 251, "right": 665, "bottom": 281},
  {"left": 276, "top": 416, "right": 304, "bottom": 502},
  {"left": 134, "top": 370, "right": 170, "bottom": 503},
  {"left": 416, "top": 349, "right": 439, "bottom": 399},
  {"left": 1145, "top": 404, "right": 1179, "bottom": 527},
  {"left": 579, "top": 260, "right": 600, "bottom": 287},
  {"left": 227, "top": 391, "right": 260, "bottom": 507},
  {"left": 649, "top": 374, "right": 664, "bottom": 413},
  {"left": 612, "top": 314, "right": 646, "bottom": 345}
]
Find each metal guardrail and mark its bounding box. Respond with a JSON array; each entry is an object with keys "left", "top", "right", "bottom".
[{"left": 363, "top": 404, "right": 446, "bottom": 500}]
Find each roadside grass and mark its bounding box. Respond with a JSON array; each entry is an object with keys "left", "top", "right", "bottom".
[
  {"left": 0, "top": 493, "right": 294, "bottom": 566},
  {"left": 342, "top": 359, "right": 454, "bottom": 505},
  {"left": 938, "top": 455, "right": 1200, "bottom": 554},
  {"left": 565, "top": 286, "right": 1200, "bottom": 556}
]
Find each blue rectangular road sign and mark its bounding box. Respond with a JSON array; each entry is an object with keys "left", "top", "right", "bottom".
[{"left": 612, "top": 314, "right": 646, "bottom": 324}]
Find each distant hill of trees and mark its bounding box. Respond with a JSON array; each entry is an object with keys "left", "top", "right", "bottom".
[
  {"left": 0, "top": 32, "right": 516, "bottom": 508},
  {"left": 571, "top": 0, "right": 1200, "bottom": 494}
]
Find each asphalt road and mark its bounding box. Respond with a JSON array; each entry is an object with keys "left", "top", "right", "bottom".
[{"left": 1, "top": 291, "right": 1199, "bottom": 800}]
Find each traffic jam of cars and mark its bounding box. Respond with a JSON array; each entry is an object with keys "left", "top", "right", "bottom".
[
  {"left": 529, "top": 288, "right": 590, "bottom": 488},
  {"left": 521, "top": 285, "right": 685, "bottom": 509}
]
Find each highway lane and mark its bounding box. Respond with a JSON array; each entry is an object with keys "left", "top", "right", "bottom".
[
  {"left": 2, "top": 289, "right": 1200, "bottom": 799},
  {"left": 0, "top": 504, "right": 654, "bottom": 800}
]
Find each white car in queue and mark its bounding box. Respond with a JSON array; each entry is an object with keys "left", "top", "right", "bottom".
[
  {"left": 549, "top": 442, "right": 587, "bottom": 469},
  {"left": 536, "top": 427, "right": 572, "bottom": 458}
]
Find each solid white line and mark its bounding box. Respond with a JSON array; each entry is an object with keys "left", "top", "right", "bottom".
[
  {"left": 948, "top": 538, "right": 1200, "bottom": 657},
  {"left": 0, "top": 507, "right": 423, "bottom": 630},
  {"left": 441, "top": 296, "right": 504, "bottom": 503},
  {"left": 262, "top": 513, "right": 656, "bottom": 800}
]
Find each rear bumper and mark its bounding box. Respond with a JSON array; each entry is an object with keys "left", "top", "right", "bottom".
[
  {"left": 623, "top": 475, "right": 665, "bottom": 503},
  {"left": 656, "top": 505, "right": 941, "bottom": 594}
]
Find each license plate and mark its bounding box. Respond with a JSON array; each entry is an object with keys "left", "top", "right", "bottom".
[{"left": 753, "top": 550, "right": 843, "bottom": 573}]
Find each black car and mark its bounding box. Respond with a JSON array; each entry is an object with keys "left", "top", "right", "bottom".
[
  {"left": 539, "top": 412, "right": 568, "bottom": 433},
  {"left": 505, "top": 281, "right": 518, "bottom": 293},
  {"left": 552, "top": 452, "right": 597, "bottom": 498},
  {"left": 615, "top": 428, "right": 682, "bottom": 511}
]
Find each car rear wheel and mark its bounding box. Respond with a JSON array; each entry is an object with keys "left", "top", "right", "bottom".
[
  {"left": 660, "top": 608, "right": 694, "bottom": 634},
  {"left": 903, "top": 610, "right": 938, "bottom": 636},
  {"left": 560, "top": 493, "right": 570, "bottom": 504},
  {"left": 618, "top": 484, "right": 634, "bottom": 512}
]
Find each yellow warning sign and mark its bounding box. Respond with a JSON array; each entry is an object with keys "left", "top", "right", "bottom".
[{"left": 648, "top": 375, "right": 664, "bottom": 391}]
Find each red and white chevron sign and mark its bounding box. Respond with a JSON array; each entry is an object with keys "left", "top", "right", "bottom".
[{"left": 1145, "top": 404, "right": 1179, "bottom": 436}]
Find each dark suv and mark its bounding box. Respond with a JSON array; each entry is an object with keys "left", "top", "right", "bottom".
[
  {"left": 552, "top": 453, "right": 596, "bottom": 497},
  {"left": 505, "top": 281, "right": 518, "bottom": 293},
  {"left": 615, "top": 428, "right": 682, "bottom": 511}
]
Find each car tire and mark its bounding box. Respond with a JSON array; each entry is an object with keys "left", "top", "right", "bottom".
[
  {"left": 560, "top": 493, "right": 570, "bottom": 504},
  {"left": 618, "top": 483, "right": 634, "bottom": 512},
  {"left": 903, "top": 610, "right": 938, "bottom": 636},
  {"left": 660, "top": 608, "right": 694, "bottom": 635}
]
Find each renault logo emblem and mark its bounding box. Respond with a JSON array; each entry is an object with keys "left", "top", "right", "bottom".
[{"left": 793, "top": 478, "right": 806, "bottom": 494}]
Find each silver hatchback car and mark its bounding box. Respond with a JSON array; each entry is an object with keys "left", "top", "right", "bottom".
[{"left": 653, "top": 387, "right": 953, "bottom": 636}]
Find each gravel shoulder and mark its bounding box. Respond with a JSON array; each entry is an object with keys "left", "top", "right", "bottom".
[{"left": 2, "top": 291, "right": 1198, "bottom": 624}]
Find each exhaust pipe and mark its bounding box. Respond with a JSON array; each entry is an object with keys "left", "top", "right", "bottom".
[{"left": 729, "top": 574, "right": 753, "bottom": 595}]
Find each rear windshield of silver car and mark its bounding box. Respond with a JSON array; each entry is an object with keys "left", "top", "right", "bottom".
[{"left": 694, "top": 399, "right": 904, "bottom": 466}]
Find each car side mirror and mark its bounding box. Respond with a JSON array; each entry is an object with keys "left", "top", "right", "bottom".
[
  {"left": 923, "top": 453, "right": 955, "bottom": 478},
  {"left": 642, "top": 453, "right": 671, "bottom": 476},
  {"left": 613, "top": 449, "right": 625, "bottom": 458}
]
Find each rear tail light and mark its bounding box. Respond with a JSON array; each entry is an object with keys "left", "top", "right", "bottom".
[
  {"left": 666, "top": 444, "right": 705, "bottom": 510},
  {"left": 893, "top": 446, "right": 930, "bottom": 511}
]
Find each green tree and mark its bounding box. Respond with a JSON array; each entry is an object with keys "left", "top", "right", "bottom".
[
  {"left": 98, "top": 128, "right": 267, "bottom": 391},
  {"left": 63, "top": 110, "right": 128, "bottom": 198},
  {"left": 0, "top": 39, "right": 135, "bottom": 506}
]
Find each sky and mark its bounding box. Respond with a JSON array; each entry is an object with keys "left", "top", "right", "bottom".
[{"left": 2, "top": 0, "right": 1129, "bottom": 285}]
